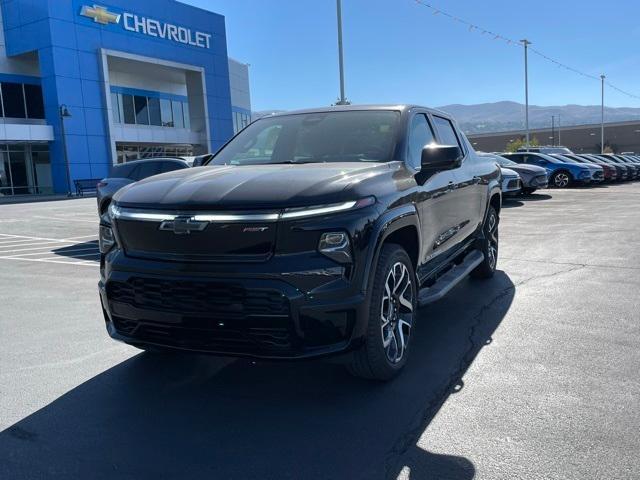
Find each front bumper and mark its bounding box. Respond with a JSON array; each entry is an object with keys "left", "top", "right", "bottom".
[
  {"left": 99, "top": 252, "right": 370, "bottom": 359},
  {"left": 523, "top": 174, "right": 548, "bottom": 189},
  {"left": 502, "top": 177, "right": 522, "bottom": 195}
]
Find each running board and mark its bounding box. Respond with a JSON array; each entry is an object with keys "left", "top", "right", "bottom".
[{"left": 418, "top": 250, "right": 484, "bottom": 306}]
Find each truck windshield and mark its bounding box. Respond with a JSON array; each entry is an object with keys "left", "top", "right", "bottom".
[{"left": 209, "top": 110, "right": 400, "bottom": 166}]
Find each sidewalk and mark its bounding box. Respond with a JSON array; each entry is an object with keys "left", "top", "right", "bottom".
[{"left": 0, "top": 194, "right": 95, "bottom": 205}]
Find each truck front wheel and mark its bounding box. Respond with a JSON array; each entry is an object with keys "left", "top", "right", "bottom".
[{"left": 347, "top": 244, "right": 417, "bottom": 381}]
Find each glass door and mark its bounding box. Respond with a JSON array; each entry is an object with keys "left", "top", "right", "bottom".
[
  {"left": 0, "top": 148, "right": 12, "bottom": 196},
  {"left": 8, "top": 145, "right": 31, "bottom": 195}
]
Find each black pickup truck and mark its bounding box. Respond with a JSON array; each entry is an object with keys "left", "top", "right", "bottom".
[{"left": 99, "top": 105, "right": 502, "bottom": 380}]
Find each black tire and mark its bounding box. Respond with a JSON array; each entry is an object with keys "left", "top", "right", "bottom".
[
  {"left": 522, "top": 187, "right": 537, "bottom": 195},
  {"left": 550, "top": 170, "right": 572, "bottom": 188},
  {"left": 471, "top": 206, "right": 499, "bottom": 279},
  {"left": 347, "top": 244, "right": 417, "bottom": 381}
]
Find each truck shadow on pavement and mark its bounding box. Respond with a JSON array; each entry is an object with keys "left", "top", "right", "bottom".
[
  {"left": 51, "top": 240, "right": 100, "bottom": 261},
  {"left": 0, "top": 272, "right": 515, "bottom": 480}
]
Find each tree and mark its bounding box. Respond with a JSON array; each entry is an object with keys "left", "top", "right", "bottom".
[
  {"left": 595, "top": 142, "right": 617, "bottom": 154},
  {"left": 505, "top": 136, "right": 540, "bottom": 153}
]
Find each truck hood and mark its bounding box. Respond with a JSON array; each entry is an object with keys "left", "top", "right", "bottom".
[{"left": 113, "top": 162, "right": 394, "bottom": 209}]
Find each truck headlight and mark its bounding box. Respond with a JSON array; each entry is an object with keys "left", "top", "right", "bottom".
[
  {"left": 99, "top": 225, "right": 116, "bottom": 254},
  {"left": 318, "top": 232, "right": 352, "bottom": 263}
]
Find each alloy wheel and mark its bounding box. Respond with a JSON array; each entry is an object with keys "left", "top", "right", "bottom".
[
  {"left": 554, "top": 173, "right": 570, "bottom": 188},
  {"left": 487, "top": 211, "right": 499, "bottom": 270},
  {"left": 381, "top": 262, "right": 414, "bottom": 364}
]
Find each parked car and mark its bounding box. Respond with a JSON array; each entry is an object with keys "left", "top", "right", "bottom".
[
  {"left": 501, "top": 152, "right": 599, "bottom": 188},
  {"left": 516, "top": 146, "right": 574, "bottom": 155},
  {"left": 500, "top": 168, "right": 522, "bottom": 196},
  {"left": 609, "top": 155, "right": 640, "bottom": 179},
  {"left": 548, "top": 154, "right": 605, "bottom": 183},
  {"left": 99, "top": 105, "right": 502, "bottom": 381},
  {"left": 589, "top": 155, "right": 630, "bottom": 181},
  {"left": 96, "top": 158, "right": 190, "bottom": 215},
  {"left": 480, "top": 153, "right": 548, "bottom": 194},
  {"left": 559, "top": 154, "right": 617, "bottom": 182}
]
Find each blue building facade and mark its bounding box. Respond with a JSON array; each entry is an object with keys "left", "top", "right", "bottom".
[{"left": 0, "top": 0, "right": 250, "bottom": 196}]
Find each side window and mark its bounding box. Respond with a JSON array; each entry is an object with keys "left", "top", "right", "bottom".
[
  {"left": 432, "top": 116, "right": 461, "bottom": 148},
  {"left": 407, "top": 114, "right": 435, "bottom": 169}
]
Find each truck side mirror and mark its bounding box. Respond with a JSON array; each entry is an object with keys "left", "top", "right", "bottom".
[{"left": 420, "top": 145, "right": 462, "bottom": 171}]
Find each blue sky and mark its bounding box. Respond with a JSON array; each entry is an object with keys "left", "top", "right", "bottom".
[{"left": 183, "top": 0, "right": 640, "bottom": 112}]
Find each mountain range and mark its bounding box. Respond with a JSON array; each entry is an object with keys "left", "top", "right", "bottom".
[
  {"left": 254, "top": 101, "right": 640, "bottom": 135},
  {"left": 436, "top": 101, "right": 640, "bottom": 134}
]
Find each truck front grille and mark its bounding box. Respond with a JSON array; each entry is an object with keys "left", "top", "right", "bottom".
[{"left": 107, "top": 277, "right": 290, "bottom": 317}]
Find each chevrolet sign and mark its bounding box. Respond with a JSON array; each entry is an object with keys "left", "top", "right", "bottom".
[{"left": 80, "top": 4, "right": 212, "bottom": 49}]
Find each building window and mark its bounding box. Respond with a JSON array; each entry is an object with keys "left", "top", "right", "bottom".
[
  {"left": 233, "top": 111, "right": 251, "bottom": 134},
  {"left": 24, "top": 84, "right": 45, "bottom": 119},
  {"left": 148, "top": 97, "right": 162, "bottom": 126},
  {"left": 122, "top": 94, "right": 135, "bottom": 124},
  {"left": 134, "top": 95, "right": 149, "bottom": 125},
  {"left": 182, "top": 102, "right": 190, "bottom": 130},
  {"left": 111, "top": 92, "right": 121, "bottom": 124},
  {"left": 1, "top": 82, "right": 26, "bottom": 118},
  {"left": 172, "top": 100, "right": 184, "bottom": 128},
  {"left": 110, "top": 88, "right": 191, "bottom": 130},
  {"left": 160, "top": 98, "right": 173, "bottom": 127}
]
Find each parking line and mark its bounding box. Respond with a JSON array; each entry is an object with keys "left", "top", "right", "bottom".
[
  {"left": 0, "top": 244, "right": 83, "bottom": 254},
  {"left": 0, "top": 241, "right": 71, "bottom": 249},
  {"left": 3, "top": 247, "right": 99, "bottom": 258},
  {"left": 0, "top": 256, "right": 99, "bottom": 267},
  {"left": 0, "top": 234, "right": 72, "bottom": 243},
  {"left": 32, "top": 215, "right": 96, "bottom": 224}
]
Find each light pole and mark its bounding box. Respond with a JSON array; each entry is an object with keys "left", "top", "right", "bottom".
[
  {"left": 521, "top": 39, "right": 531, "bottom": 150},
  {"left": 600, "top": 74, "right": 605, "bottom": 154},
  {"left": 551, "top": 115, "right": 555, "bottom": 146},
  {"left": 557, "top": 114, "right": 561, "bottom": 146},
  {"left": 335, "top": 0, "right": 349, "bottom": 105},
  {"left": 59, "top": 105, "right": 73, "bottom": 196}
]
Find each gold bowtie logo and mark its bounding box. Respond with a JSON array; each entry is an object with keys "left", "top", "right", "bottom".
[{"left": 80, "top": 5, "right": 121, "bottom": 25}]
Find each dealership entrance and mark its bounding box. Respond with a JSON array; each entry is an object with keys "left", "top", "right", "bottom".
[{"left": 0, "top": 144, "right": 52, "bottom": 197}]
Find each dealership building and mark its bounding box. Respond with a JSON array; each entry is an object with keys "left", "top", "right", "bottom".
[{"left": 0, "top": 0, "right": 251, "bottom": 197}]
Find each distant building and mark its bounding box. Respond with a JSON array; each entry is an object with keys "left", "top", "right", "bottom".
[{"left": 468, "top": 120, "right": 640, "bottom": 154}]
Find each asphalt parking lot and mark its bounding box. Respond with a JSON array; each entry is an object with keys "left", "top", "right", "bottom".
[{"left": 1, "top": 184, "right": 639, "bottom": 480}]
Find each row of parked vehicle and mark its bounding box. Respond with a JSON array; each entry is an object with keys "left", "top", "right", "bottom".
[{"left": 479, "top": 147, "right": 640, "bottom": 196}]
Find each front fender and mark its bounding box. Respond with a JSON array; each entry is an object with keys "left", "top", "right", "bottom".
[{"left": 361, "top": 204, "right": 420, "bottom": 295}]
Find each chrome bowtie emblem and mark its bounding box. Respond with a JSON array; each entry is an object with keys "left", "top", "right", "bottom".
[
  {"left": 80, "top": 5, "right": 121, "bottom": 25},
  {"left": 159, "top": 216, "right": 208, "bottom": 235}
]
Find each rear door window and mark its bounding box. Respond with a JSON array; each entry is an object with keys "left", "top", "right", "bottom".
[{"left": 432, "top": 116, "right": 461, "bottom": 148}]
